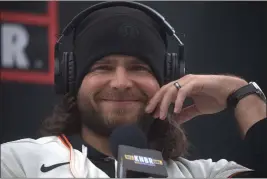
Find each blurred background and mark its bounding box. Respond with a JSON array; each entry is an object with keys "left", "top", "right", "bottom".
[{"left": 1, "top": 1, "right": 267, "bottom": 163}]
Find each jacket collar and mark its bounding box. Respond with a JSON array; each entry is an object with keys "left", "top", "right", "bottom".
[
  {"left": 65, "top": 134, "right": 109, "bottom": 161},
  {"left": 64, "top": 134, "right": 116, "bottom": 178}
]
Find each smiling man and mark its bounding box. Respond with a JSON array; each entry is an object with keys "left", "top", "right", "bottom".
[
  {"left": 76, "top": 55, "right": 162, "bottom": 157},
  {"left": 79, "top": 56, "right": 157, "bottom": 133},
  {"left": 1, "top": 1, "right": 267, "bottom": 178}
]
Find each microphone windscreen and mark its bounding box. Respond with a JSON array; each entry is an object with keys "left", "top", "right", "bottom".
[{"left": 109, "top": 124, "right": 148, "bottom": 159}]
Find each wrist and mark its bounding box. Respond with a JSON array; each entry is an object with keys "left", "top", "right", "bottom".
[
  {"left": 235, "top": 94, "right": 266, "bottom": 137},
  {"left": 227, "top": 79, "right": 267, "bottom": 109},
  {"left": 226, "top": 78, "right": 267, "bottom": 137},
  {"left": 227, "top": 78, "right": 248, "bottom": 96},
  {"left": 222, "top": 76, "right": 248, "bottom": 100}
]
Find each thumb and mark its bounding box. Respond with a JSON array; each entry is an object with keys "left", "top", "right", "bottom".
[{"left": 175, "top": 104, "right": 201, "bottom": 124}]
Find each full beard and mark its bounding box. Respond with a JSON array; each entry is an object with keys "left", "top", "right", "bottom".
[{"left": 78, "top": 101, "right": 155, "bottom": 137}]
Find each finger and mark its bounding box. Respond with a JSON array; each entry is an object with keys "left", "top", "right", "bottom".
[
  {"left": 146, "top": 74, "right": 194, "bottom": 114},
  {"left": 159, "top": 86, "right": 177, "bottom": 120},
  {"left": 145, "top": 84, "right": 169, "bottom": 113},
  {"left": 174, "top": 104, "right": 201, "bottom": 124},
  {"left": 174, "top": 81, "right": 195, "bottom": 113},
  {"left": 152, "top": 105, "right": 161, "bottom": 119}
]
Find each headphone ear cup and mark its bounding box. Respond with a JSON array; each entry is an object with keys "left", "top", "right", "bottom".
[
  {"left": 179, "top": 56, "right": 185, "bottom": 78},
  {"left": 172, "top": 53, "right": 184, "bottom": 80},
  {"left": 62, "top": 52, "right": 69, "bottom": 94},
  {"left": 54, "top": 52, "right": 68, "bottom": 94},
  {"left": 67, "top": 52, "right": 76, "bottom": 95},
  {"left": 165, "top": 53, "right": 185, "bottom": 82},
  {"left": 171, "top": 53, "right": 178, "bottom": 80},
  {"left": 54, "top": 52, "right": 76, "bottom": 95},
  {"left": 164, "top": 53, "right": 172, "bottom": 83}
]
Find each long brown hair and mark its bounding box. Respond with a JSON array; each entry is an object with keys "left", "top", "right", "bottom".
[{"left": 39, "top": 94, "right": 189, "bottom": 160}]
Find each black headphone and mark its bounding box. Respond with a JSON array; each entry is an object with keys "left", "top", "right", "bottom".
[{"left": 54, "top": 1, "right": 185, "bottom": 95}]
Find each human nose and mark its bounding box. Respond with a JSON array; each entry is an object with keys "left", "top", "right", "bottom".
[{"left": 109, "top": 67, "right": 133, "bottom": 90}]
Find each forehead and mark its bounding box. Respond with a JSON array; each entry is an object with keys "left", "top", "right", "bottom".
[{"left": 94, "top": 55, "right": 148, "bottom": 65}]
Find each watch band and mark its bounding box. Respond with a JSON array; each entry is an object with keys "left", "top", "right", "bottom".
[{"left": 227, "top": 83, "right": 259, "bottom": 109}]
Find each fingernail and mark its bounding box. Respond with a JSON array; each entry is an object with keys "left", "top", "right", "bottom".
[
  {"left": 145, "top": 106, "right": 151, "bottom": 113},
  {"left": 160, "top": 113, "right": 165, "bottom": 120},
  {"left": 175, "top": 106, "right": 182, "bottom": 113},
  {"left": 174, "top": 108, "right": 179, "bottom": 113}
]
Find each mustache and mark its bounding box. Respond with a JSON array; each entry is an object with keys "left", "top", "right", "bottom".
[{"left": 95, "top": 89, "right": 148, "bottom": 102}]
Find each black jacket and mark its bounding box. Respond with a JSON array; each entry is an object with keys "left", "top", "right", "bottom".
[{"left": 232, "top": 117, "right": 267, "bottom": 177}]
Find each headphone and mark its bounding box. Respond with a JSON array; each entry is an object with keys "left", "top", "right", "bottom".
[{"left": 54, "top": 1, "right": 185, "bottom": 95}]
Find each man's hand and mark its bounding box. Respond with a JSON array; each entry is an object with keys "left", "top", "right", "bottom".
[{"left": 145, "top": 74, "right": 266, "bottom": 136}]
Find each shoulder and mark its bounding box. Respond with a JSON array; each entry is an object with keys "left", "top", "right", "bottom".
[
  {"left": 1, "top": 136, "right": 68, "bottom": 157},
  {"left": 1, "top": 136, "right": 69, "bottom": 177},
  {"left": 1, "top": 136, "right": 63, "bottom": 151},
  {"left": 2, "top": 136, "right": 58, "bottom": 145},
  {"left": 166, "top": 157, "right": 252, "bottom": 178}
]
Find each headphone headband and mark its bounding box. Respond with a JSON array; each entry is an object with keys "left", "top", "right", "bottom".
[
  {"left": 54, "top": 1, "right": 186, "bottom": 95},
  {"left": 56, "top": 1, "right": 181, "bottom": 44}
]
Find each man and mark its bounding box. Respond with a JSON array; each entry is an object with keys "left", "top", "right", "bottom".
[{"left": 1, "top": 3, "right": 267, "bottom": 178}]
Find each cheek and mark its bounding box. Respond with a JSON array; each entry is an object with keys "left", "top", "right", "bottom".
[
  {"left": 81, "top": 74, "right": 110, "bottom": 92},
  {"left": 135, "top": 76, "right": 160, "bottom": 99},
  {"left": 79, "top": 74, "right": 108, "bottom": 106}
]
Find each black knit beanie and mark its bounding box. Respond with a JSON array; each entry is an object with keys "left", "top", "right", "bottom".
[{"left": 74, "top": 6, "right": 167, "bottom": 91}]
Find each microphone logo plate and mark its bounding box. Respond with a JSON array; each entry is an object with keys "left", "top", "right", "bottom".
[{"left": 124, "top": 154, "right": 163, "bottom": 166}]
